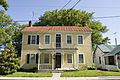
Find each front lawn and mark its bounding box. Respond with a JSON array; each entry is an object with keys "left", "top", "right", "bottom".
[
  {"left": 0, "top": 72, "right": 52, "bottom": 77},
  {"left": 61, "top": 70, "right": 120, "bottom": 77}
]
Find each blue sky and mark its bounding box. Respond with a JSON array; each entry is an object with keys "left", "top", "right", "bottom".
[{"left": 6, "top": 0, "right": 120, "bottom": 45}]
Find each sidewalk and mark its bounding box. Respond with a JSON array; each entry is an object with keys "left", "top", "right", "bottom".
[{"left": 1, "top": 76, "right": 120, "bottom": 80}]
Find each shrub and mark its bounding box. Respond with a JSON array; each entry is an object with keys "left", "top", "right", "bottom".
[
  {"left": 79, "top": 64, "right": 88, "bottom": 70},
  {"left": 88, "top": 64, "right": 97, "bottom": 70}
]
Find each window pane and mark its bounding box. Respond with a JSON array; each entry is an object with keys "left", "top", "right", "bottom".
[
  {"left": 67, "top": 35, "right": 72, "bottom": 44},
  {"left": 44, "top": 54, "right": 49, "bottom": 63},
  {"left": 79, "top": 54, "right": 84, "bottom": 63},
  {"left": 67, "top": 54, "right": 72, "bottom": 63},
  {"left": 78, "top": 36, "right": 83, "bottom": 44},
  {"left": 45, "top": 35, "right": 50, "bottom": 44},
  {"left": 99, "top": 56, "right": 101, "bottom": 64},
  {"left": 30, "top": 54, "right": 36, "bottom": 64},
  {"left": 31, "top": 36, "right": 36, "bottom": 44}
]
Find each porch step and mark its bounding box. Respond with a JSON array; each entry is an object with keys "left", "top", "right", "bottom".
[{"left": 52, "top": 70, "right": 63, "bottom": 73}]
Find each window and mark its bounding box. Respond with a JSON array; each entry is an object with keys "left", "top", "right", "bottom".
[
  {"left": 30, "top": 54, "right": 36, "bottom": 64},
  {"left": 67, "top": 54, "right": 72, "bottom": 63},
  {"left": 45, "top": 35, "right": 50, "bottom": 44},
  {"left": 108, "top": 56, "right": 115, "bottom": 65},
  {"left": 31, "top": 36, "right": 36, "bottom": 44},
  {"left": 99, "top": 56, "right": 101, "bottom": 64},
  {"left": 27, "top": 54, "right": 38, "bottom": 64},
  {"left": 67, "top": 35, "right": 72, "bottom": 44},
  {"left": 28, "top": 35, "right": 39, "bottom": 44},
  {"left": 78, "top": 35, "right": 83, "bottom": 44},
  {"left": 44, "top": 54, "right": 49, "bottom": 63},
  {"left": 79, "top": 54, "right": 84, "bottom": 63}
]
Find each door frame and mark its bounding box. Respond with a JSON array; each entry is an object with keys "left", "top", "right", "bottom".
[{"left": 55, "top": 53, "right": 61, "bottom": 68}]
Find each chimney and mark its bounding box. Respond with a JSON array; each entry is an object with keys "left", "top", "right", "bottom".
[
  {"left": 82, "top": 22, "right": 86, "bottom": 27},
  {"left": 28, "top": 21, "right": 32, "bottom": 27}
]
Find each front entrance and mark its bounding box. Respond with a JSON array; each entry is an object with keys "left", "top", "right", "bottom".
[{"left": 56, "top": 53, "right": 61, "bottom": 68}]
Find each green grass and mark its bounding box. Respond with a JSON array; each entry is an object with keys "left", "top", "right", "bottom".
[
  {"left": 61, "top": 70, "right": 120, "bottom": 77},
  {"left": 0, "top": 72, "right": 52, "bottom": 77}
]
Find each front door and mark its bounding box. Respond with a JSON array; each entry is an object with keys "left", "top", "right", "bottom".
[{"left": 56, "top": 53, "right": 61, "bottom": 68}]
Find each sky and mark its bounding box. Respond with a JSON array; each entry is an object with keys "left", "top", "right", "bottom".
[{"left": 5, "top": 0, "right": 120, "bottom": 45}]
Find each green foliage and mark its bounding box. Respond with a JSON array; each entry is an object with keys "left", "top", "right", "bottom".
[
  {"left": 88, "top": 64, "right": 97, "bottom": 70},
  {"left": 79, "top": 64, "right": 88, "bottom": 71},
  {"left": 0, "top": 0, "right": 9, "bottom": 10},
  {"left": 34, "top": 9, "right": 110, "bottom": 49},
  {"left": 0, "top": 43, "right": 20, "bottom": 75}
]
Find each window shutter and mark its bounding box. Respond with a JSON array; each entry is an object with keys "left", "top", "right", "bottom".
[
  {"left": 36, "top": 54, "right": 38, "bottom": 64},
  {"left": 27, "top": 54, "right": 30, "bottom": 64},
  {"left": 28, "top": 35, "right": 31, "bottom": 44},
  {"left": 37, "top": 35, "right": 39, "bottom": 44}
]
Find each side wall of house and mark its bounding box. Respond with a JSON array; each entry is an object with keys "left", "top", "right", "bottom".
[{"left": 94, "top": 48, "right": 105, "bottom": 69}]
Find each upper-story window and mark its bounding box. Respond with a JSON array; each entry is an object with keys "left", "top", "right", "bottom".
[
  {"left": 67, "top": 35, "right": 72, "bottom": 44},
  {"left": 78, "top": 35, "right": 83, "bottom": 44},
  {"left": 45, "top": 35, "right": 50, "bottom": 44},
  {"left": 28, "top": 35, "right": 39, "bottom": 44}
]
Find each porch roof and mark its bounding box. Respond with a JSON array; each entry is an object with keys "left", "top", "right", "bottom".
[
  {"left": 38, "top": 48, "right": 78, "bottom": 51},
  {"left": 106, "top": 45, "right": 120, "bottom": 56}
]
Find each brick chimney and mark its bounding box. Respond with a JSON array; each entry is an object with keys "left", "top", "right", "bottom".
[{"left": 28, "top": 21, "right": 32, "bottom": 27}]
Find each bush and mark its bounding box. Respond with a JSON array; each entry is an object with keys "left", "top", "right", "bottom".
[
  {"left": 88, "top": 64, "right": 97, "bottom": 70},
  {"left": 79, "top": 64, "right": 88, "bottom": 71}
]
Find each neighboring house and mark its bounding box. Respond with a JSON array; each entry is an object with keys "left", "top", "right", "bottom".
[
  {"left": 21, "top": 21, "right": 93, "bottom": 71},
  {"left": 94, "top": 44, "right": 120, "bottom": 71}
]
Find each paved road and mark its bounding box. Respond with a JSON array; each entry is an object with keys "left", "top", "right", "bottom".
[{"left": 1, "top": 73, "right": 120, "bottom": 80}]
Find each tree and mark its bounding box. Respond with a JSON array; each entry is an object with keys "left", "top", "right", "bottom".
[
  {"left": 0, "top": 43, "right": 20, "bottom": 75},
  {"left": 0, "top": 0, "right": 9, "bottom": 10},
  {"left": 34, "top": 9, "right": 110, "bottom": 48}
]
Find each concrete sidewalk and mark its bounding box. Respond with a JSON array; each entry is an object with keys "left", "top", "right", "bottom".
[{"left": 1, "top": 76, "right": 120, "bottom": 80}]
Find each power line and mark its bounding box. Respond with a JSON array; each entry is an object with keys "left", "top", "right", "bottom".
[
  {"left": 61, "top": 0, "right": 72, "bottom": 9},
  {"left": 93, "top": 16, "right": 120, "bottom": 19},
  {"left": 71, "top": 0, "right": 81, "bottom": 9}
]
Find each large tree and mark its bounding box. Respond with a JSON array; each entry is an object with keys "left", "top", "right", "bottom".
[
  {"left": 0, "top": 43, "right": 19, "bottom": 75},
  {"left": 34, "top": 9, "right": 109, "bottom": 48},
  {"left": 0, "top": 0, "right": 9, "bottom": 10}
]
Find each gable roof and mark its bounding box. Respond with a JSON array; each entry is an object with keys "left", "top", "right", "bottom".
[
  {"left": 97, "top": 45, "right": 116, "bottom": 53},
  {"left": 21, "top": 26, "right": 92, "bottom": 33},
  {"left": 108, "top": 45, "right": 120, "bottom": 56}
]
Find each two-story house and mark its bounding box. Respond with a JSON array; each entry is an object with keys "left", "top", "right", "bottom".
[{"left": 21, "top": 21, "right": 92, "bottom": 71}]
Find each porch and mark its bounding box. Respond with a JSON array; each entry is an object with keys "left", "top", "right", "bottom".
[
  {"left": 104, "top": 55, "right": 120, "bottom": 71},
  {"left": 37, "top": 48, "right": 77, "bottom": 71}
]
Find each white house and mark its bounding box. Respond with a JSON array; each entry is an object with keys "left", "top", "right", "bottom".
[{"left": 93, "top": 44, "right": 116, "bottom": 70}]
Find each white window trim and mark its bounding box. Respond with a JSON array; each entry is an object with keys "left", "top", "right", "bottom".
[
  {"left": 78, "top": 53, "right": 85, "bottom": 64},
  {"left": 29, "top": 54, "right": 36, "bottom": 64},
  {"left": 44, "top": 34, "right": 51, "bottom": 44},
  {"left": 77, "top": 34, "right": 84, "bottom": 45},
  {"left": 66, "top": 34, "right": 73, "bottom": 45},
  {"left": 66, "top": 53, "right": 73, "bottom": 64},
  {"left": 43, "top": 53, "right": 50, "bottom": 64},
  {"left": 30, "top": 35, "right": 37, "bottom": 44}
]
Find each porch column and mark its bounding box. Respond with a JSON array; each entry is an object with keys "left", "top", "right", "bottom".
[
  {"left": 38, "top": 53, "right": 41, "bottom": 71},
  {"left": 52, "top": 50, "right": 55, "bottom": 70},
  {"left": 115, "top": 55, "right": 119, "bottom": 69},
  {"left": 61, "top": 50, "right": 64, "bottom": 68}
]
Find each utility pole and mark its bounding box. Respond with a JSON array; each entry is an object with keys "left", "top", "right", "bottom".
[{"left": 114, "top": 32, "right": 117, "bottom": 45}]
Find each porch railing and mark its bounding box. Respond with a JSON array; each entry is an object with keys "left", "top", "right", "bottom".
[{"left": 39, "top": 64, "right": 52, "bottom": 70}]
